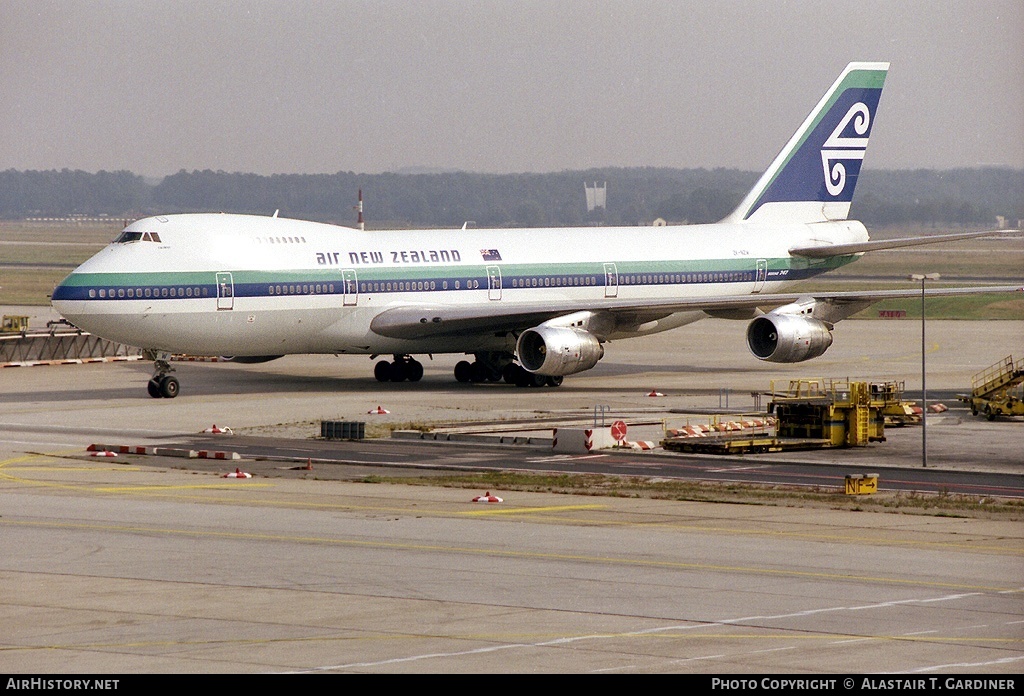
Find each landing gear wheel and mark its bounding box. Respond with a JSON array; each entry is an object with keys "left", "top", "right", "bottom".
[
  {"left": 147, "top": 378, "right": 162, "bottom": 398},
  {"left": 545, "top": 376, "right": 563, "bottom": 387},
  {"left": 389, "top": 360, "right": 408, "bottom": 382},
  {"left": 515, "top": 371, "right": 531, "bottom": 387},
  {"left": 454, "top": 360, "right": 473, "bottom": 383},
  {"left": 469, "top": 361, "right": 490, "bottom": 383},
  {"left": 374, "top": 360, "right": 392, "bottom": 382},
  {"left": 159, "top": 375, "right": 179, "bottom": 399},
  {"left": 406, "top": 360, "right": 424, "bottom": 382}
]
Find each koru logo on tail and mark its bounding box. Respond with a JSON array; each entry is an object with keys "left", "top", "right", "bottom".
[{"left": 821, "top": 103, "right": 872, "bottom": 196}]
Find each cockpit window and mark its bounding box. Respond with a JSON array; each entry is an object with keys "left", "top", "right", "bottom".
[{"left": 114, "top": 231, "right": 162, "bottom": 244}]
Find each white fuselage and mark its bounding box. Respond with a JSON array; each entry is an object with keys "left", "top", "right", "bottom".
[{"left": 51, "top": 213, "right": 866, "bottom": 356}]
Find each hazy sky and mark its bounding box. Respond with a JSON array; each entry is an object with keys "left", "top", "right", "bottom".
[{"left": 2, "top": 0, "right": 1022, "bottom": 176}]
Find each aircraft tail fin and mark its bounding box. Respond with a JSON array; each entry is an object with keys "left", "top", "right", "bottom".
[{"left": 725, "top": 62, "right": 889, "bottom": 224}]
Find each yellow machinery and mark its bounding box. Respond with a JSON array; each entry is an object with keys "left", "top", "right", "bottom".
[
  {"left": 1, "top": 315, "right": 30, "bottom": 333},
  {"left": 960, "top": 356, "right": 1024, "bottom": 420},
  {"left": 769, "top": 379, "right": 886, "bottom": 447},
  {"left": 661, "top": 379, "right": 887, "bottom": 453},
  {"left": 870, "top": 381, "right": 921, "bottom": 426}
]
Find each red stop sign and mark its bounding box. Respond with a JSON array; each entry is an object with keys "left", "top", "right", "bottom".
[{"left": 611, "top": 420, "right": 628, "bottom": 441}]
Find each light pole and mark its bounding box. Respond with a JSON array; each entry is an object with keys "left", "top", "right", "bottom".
[{"left": 908, "top": 273, "right": 940, "bottom": 468}]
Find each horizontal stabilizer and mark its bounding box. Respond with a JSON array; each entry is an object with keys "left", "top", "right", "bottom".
[{"left": 790, "top": 229, "right": 1020, "bottom": 258}]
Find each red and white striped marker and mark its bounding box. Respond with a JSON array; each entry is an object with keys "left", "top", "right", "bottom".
[
  {"left": 204, "top": 424, "right": 233, "bottom": 434},
  {"left": 223, "top": 468, "right": 252, "bottom": 479},
  {"left": 472, "top": 491, "right": 503, "bottom": 503},
  {"left": 368, "top": 405, "right": 390, "bottom": 414},
  {"left": 647, "top": 390, "right": 666, "bottom": 397},
  {"left": 89, "top": 450, "right": 117, "bottom": 457}
]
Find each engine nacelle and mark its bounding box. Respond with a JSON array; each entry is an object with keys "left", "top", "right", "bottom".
[
  {"left": 746, "top": 313, "right": 833, "bottom": 363},
  {"left": 517, "top": 326, "right": 605, "bottom": 376}
]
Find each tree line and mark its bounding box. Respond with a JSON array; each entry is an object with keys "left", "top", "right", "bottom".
[{"left": 1, "top": 166, "right": 1020, "bottom": 228}]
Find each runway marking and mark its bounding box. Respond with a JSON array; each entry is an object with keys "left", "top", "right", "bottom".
[
  {"left": 706, "top": 465, "right": 772, "bottom": 473},
  {"left": 4, "top": 452, "right": 1020, "bottom": 556},
  {"left": 525, "top": 454, "right": 607, "bottom": 463},
  {"left": 3, "top": 581, "right": 1019, "bottom": 668},
  {"left": 0, "top": 452, "right": 269, "bottom": 492},
  {"left": 0, "top": 517, "right": 1017, "bottom": 594},
  {"left": 289, "top": 629, "right": 1023, "bottom": 674},
  {"left": 460, "top": 504, "right": 606, "bottom": 517},
  {"left": 94, "top": 483, "right": 273, "bottom": 492},
  {"left": 898, "top": 655, "right": 1024, "bottom": 673}
]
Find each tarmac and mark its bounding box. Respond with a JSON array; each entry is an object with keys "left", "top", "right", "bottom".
[{"left": 1, "top": 310, "right": 1022, "bottom": 673}]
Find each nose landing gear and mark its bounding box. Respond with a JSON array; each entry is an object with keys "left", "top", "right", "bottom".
[{"left": 146, "top": 352, "right": 179, "bottom": 398}]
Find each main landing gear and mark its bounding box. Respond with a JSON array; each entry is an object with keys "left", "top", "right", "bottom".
[
  {"left": 147, "top": 356, "right": 179, "bottom": 398},
  {"left": 453, "top": 352, "right": 563, "bottom": 388},
  {"left": 374, "top": 355, "right": 424, "bottom": 382}
]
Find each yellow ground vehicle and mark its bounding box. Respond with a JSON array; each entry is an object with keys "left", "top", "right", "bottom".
[
  {"left": 960, "top": 356, "right": 1024, "bottom": 420},
  {"left": 1, "top": 315, "right": 30, "bottom": 333}
]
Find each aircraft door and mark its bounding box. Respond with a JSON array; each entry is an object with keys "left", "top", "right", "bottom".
[
  {"left": 753, "top": 259, "right": 768, "bottom": 294},
  {"left": 216, "top": 272, "right": 234, "bottom": 310},
  {"left": 487, "top": 266, "right": 501, "bottom": 300},
  {"left": 603, "top": 263, "right": 618, "bottom": 298},
  {"left": 342, "top": 269, "right": 358, "bottom": 307}
]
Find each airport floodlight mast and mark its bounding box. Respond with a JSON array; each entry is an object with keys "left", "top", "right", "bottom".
[{"left": 908, "top": 273, "right": 940, "bottom": 468}]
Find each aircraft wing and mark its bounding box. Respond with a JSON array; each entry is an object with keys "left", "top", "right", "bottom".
[
  {"left": 369, "top": 284, "right": 1023, "bottom": 340},
  {"left": 790, "top": 229, "right": 1019, "bottom": 258}
]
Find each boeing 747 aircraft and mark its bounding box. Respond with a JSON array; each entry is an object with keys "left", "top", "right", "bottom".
[{"left": 52, "top": 62, "right": 1019, "bottom": 398}]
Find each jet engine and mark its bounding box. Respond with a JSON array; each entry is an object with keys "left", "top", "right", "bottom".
[
  {"left": 746, "top": 313, "right": 833, "bottom": 363},
  {"left": 516, "top": 326, "right": 605, "bottom": 376}
]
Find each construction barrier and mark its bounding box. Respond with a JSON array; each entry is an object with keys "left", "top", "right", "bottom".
[{"left": 1, "top": 331, "right": 141, "bottom": 366}]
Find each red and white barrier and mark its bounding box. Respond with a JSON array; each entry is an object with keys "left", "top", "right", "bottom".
[
  {"left": 368, "top": 405, "right": 390, "bottom": 414},
  {"left": 197, "top": 450, "right": 241, "bottom": 460},
  {"left": 472, "top": 492, "right": 503, "bottom": 503},
  {"left": 203, "top": 424, "right": 233, "bottom": 434},
  {"left": 223, "top": 468, "right": 252, "bottom": 479},
  {"left": 552, "top": 427, "right": 616, "bottom": 453}
]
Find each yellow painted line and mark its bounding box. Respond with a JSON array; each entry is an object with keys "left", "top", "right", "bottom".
[
  {"left": 1, "top": 518, "right": 1017, "bottom": 594},
  {"left": 3, "top": 466, "right": 142, "bottom": 472},
  {"left": 0, "top": 452, "right": 270, "bottom": 493},
  {"left": 94, "top": 483, "right": 272, "bottom": 492},
  {"left": 460, "top": 503, "right": 605, "bottom": 516},
  {"left": 3, "top": 454, "right": 1017, "bottom": 557}
]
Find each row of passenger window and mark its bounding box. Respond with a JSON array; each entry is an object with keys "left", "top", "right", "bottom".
[
  {"left": 619, "top": 271, "right": 752, "bottom": 284},
  {"left": 269, "top": 283, "right": 336, "bottom": 295},
  {"left": 85, "top": 270, "right": 755, "bottom": 301},
  {"left": 89, "top": 286, "right": 209, "bottom": 299}
]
